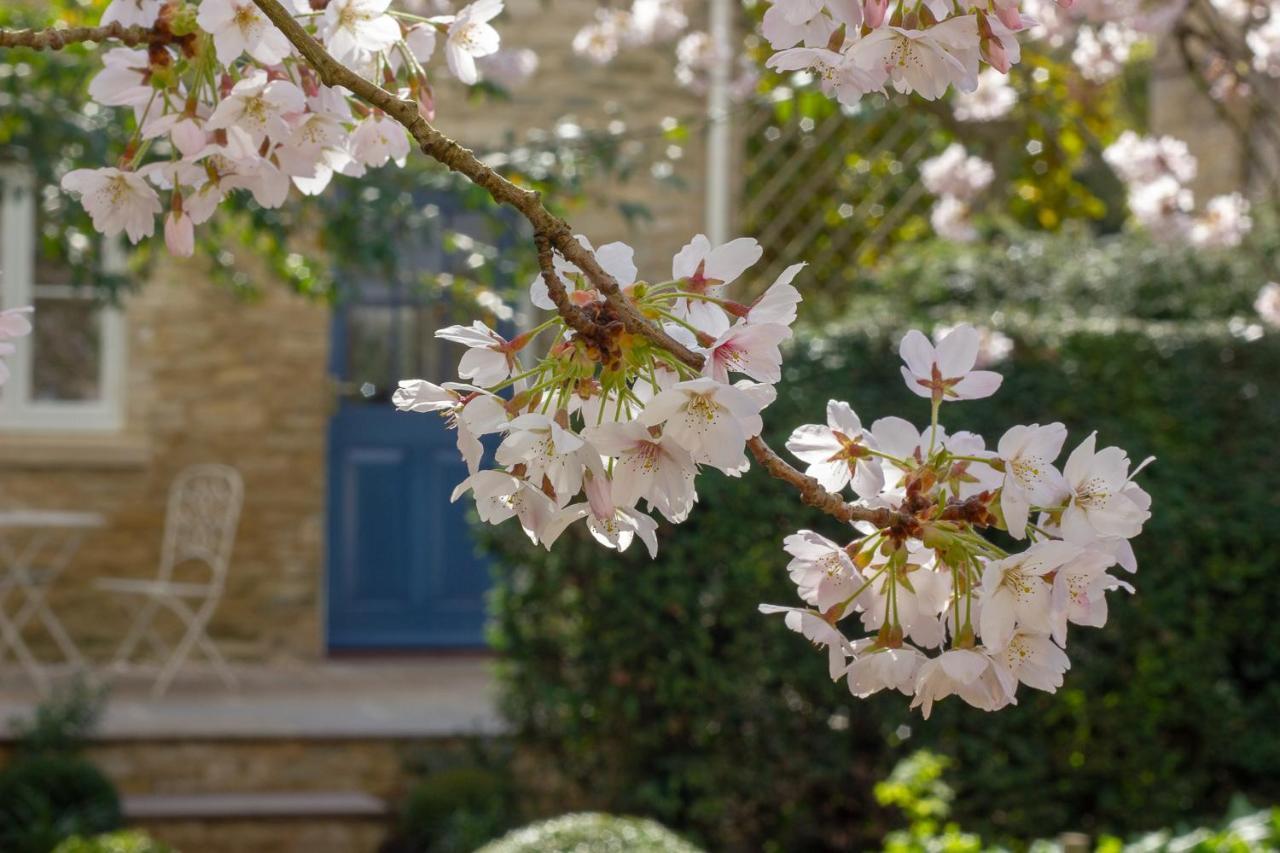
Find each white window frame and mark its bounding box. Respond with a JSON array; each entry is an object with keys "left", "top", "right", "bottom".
[{"left": 0, "top": 164, "right": 127, "bottom": 433}]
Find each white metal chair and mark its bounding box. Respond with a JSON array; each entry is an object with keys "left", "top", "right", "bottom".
[{"left": 96, "top": 464, "right": 244, "bottom": 697}]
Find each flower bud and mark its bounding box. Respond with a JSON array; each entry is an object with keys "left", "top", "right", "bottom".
[
  {"left": 168, "top": 3, "right": 200, "bottom": 36},
  {"left": 863, "top": 0, "right": 890, "bottom": 29}
]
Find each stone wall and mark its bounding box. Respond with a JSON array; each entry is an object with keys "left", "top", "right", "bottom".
[{"left": 0, "top": 0, "right": 710, "bottom": 663}]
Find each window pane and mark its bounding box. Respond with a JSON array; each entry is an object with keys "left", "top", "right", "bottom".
[
  {"left": 31, "top": 296, "right": 103, "bottom": 402},
  {"left": 346, "top": 305, "right": 394, "bottom": 400}
]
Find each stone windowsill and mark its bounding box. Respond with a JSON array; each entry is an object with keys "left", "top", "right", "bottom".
[{"left": 0, "top": 431, "right": 151, "bottom": 469}]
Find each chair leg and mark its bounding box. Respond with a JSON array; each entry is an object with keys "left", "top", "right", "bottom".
[
  {"left": 111, "top": 596, "right": 161, "bottom": 670},
  {"left": 0, "top": 607, "right": 49, "bottom": 696},
  {"left": 151, "top": 597, "right": 216, "bottom": 698},
  {"left": 195, "top": 631, "right": 238, "bottom": 690}
]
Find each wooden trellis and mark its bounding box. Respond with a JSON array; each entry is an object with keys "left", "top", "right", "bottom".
[{"left": 738, "top": 94, "right": 946, "bottom": 303}]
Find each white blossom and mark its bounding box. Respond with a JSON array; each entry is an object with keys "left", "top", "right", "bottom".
[
  {"left": 446, "top": 0, "right": 504, "bottom": 84},
  {"left": 60, "top": 167, "right": 162, "bottom": 244},
  {"left": 196, "top": 0, "right": 293, "bottom": 66}
]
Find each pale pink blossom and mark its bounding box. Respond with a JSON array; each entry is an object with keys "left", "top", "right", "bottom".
[
  {"left": 782, "top": 530, "right": 865, "bottom": 614},
  {"left": 911, "top": 649, "right": 1004, "bottom": 719},
  {"left": 101, "top": 0, "right": 162, "bottom": 28},
  {"left": 61, "top": 167, "right": 162, "bottom": 244},
  {"left": 163, "top": 209, "right": 195, "bottom": 257},
  {"left": 846, "top": 643, "right": 926, "bottom": 697},
  {"left": 898, "top": 324, "right": 1004, "bottom": 402},
  {"left": 196, "top": 0, "right": 293, "bottom": 66},
  {"left": 702, "top": 322, "right": 792, "bottom": 384},
  {"left": 351, "top": 112, "right": 411, "bottom": 168},
  {"left": 446, "top": 0, "right": 504, "bottom": 85},
  {"left": 978, "top": 540, "right": 1081, "bottom": 651},
  {"left": 758, "top": 605, "right": 854, "bottom": 679},
  {"left": 206, "top": 71, "right": 306, "bottom": 146},
  {"left": 997, "top": 422, "right": 1068, "bottom": 537},
  {"left": 323, "top": 0, "right": 402, "bottom": 63},
  {"left": 786, "top": 400, "right": 885, "bottom": 497},
  {"left": 435, "top": 321, "right": 515, "bottom": 387},
  {"left": 640, "top": 377, "right": 766, "bottom": 473},
  {"left": 584, "top": 421, "right": 697, "bottom": 523},
  {"left": 849, "top": 17, "right": 981, "bottom": 101},
  {"left": 1256, "top": 282, "right": 1280, "bottom": 328},
  {"left": 1060, "top": 433, "right": 1153, "bottom": 542}
]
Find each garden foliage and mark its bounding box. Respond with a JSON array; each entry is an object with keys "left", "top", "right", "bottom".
[{"left": 0, "top": 683, "right": 121, "bottom": 853}]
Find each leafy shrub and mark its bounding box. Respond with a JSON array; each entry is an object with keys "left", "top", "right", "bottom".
[
  {"left": 6, "top": 680, "right": 105, "bottom": 758},
  {"left": 476, "top": 813, "right": 704, "bottom": 853},
  {"left": 831, "top": 218, "right": 1280, "bottom": 333},
  {"left": 0, "top": 755, "right": 123, "bottom": 853},
  {"left": 875, "top": 752, "right": 983, "bottom": 853},
  {"left": 1, "top": 680, "right": 120, "bottom": 853},
  {"left": 876, "top": 751, "right": 1280, "bottom": 853},
  {"left": 485, "top": 226, "right": 1280, "bottom": 851},
  {"left": 53, "top": 831, "right": 173, "bottom": 853},
  {"left": 394, "top": 765, "right": 512, "bottom": 853}
]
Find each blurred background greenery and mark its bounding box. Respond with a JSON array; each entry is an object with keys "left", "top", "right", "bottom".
[{"left": 484, "top": 221, "right": 1280, "bottom": 851}]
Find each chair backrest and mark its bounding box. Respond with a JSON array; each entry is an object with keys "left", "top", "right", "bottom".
[{"left": 157, "top": 464, "right": 244, "bottom": 590}]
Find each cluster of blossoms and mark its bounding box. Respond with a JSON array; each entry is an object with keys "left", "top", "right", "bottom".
[
  {"left": 60, "top": 0, "right": 522, "bottom": 255},
  {"left": 760, "top": 324, "right": 1153, "bottom": 717},
  {"left": 919, "top": 143, "right": 994, "bottom": 242},
  {"left": 571, "top": 1, "right": 759, "bottom": 100},
  {"left": 0, "top": 306, "right": 34, "bottom": 388},
  {"left": 1024, "top": 0, "right": 1176, "bottom": 83},
  {"left": 1030, "top": 0, "right": 1280, "bottom": 99},
  {"left": 394, "top": 234, "right": 804, "bottom": 556},
  {"left": 1103, "top": 131, "right": 1253, "bottom": 247},
  {"left": 571, "top": 0, "right": 687, "bottom": 64},
  {"left": 760, "top": 0, "right": 1051, "bottom": 107},
  {"left": 1248, "top": 3, "right": 1280, "bottom": 77},
  {"left": 952, "top": 67, "right": 1018, "bottom": 121}
]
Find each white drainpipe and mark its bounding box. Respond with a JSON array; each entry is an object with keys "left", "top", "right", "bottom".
[{"left": 706, "top": 0, "right": 733, "bottom": 244}]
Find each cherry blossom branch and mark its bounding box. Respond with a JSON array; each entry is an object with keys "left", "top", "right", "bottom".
[
  {"left": 0, "top": 22, "right": 165, "bottom": 50},
  {"left": 746, "top": 437, "right": 912, "bottom": 529},
  {"left": 249, "top": 0, "right": 705, "bottom": 370},
  {"left": 248, "top": 0, "right": 911, "bottom": 531}
]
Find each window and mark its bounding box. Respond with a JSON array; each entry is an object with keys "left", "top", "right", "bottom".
[{"left": 0, "top": 164, "right": 126, "bottom": 432}]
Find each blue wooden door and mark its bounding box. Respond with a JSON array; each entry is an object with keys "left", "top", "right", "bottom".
[{"left": 326, "top": 208, "right": 506, "bottom": 650}]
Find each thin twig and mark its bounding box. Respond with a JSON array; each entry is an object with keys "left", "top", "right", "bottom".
[
  {"left": 746, "top": 437, "right": 912, "bottom": 528},
  {"left": 0, "top": 22, "right": 164, "bottom": 50},
  {"left": 534, "top": 231, "right": 602, "bottom": 343}
]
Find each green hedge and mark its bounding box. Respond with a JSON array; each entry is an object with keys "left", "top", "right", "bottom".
[{"left": 485, "top": 226, "right": 1280, "bottom": 851}]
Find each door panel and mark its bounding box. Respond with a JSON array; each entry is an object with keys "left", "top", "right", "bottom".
[{"left": 325, "top": 204, "right": 511, "bottom": 650}]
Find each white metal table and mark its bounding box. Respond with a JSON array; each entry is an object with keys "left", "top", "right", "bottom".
[{"left": 0, "top": 509, "right": 104, "bottom": 693}]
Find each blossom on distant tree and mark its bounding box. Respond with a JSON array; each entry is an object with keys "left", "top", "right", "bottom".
[
  {"left": 1103, "top": 131, "right": 1253, "bottom": 246},
  {"left": 1256, "top": 282, "right": 1280, "bottom": 328},
  {"left": 0, "top": 306, "right": 34, "bottom": 388},
  {"left": 953, "top": 68, "right": 1018, "bottom": 121}
]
